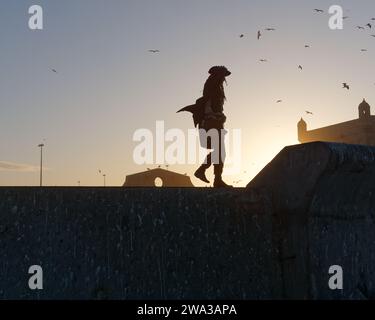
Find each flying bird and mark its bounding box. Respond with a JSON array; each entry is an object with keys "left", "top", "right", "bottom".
[
  {"left": 305, "top": 45, "right": 310, "bottom": 48},
  {"left": 148, "top": 50, "right": 160, "bottom": 53},
  {"left": 276, "top": 100, "right": 282, "bottom": 103},
  {"left": 51, "top": 68, "right": 58, "bottom": 73},
  {"left": 239, "top": 34, "right": 244, "bottom": 38},
  {"left": 361, "top": 49, "right": 368, "bottom": 52},
  {"left": 305, "top": 111, "right": 313, "bottom": 115},
  {"left": 367, "top": 23, "right": 372, "bottom": 29},
  {"left": 314, "top": 9, "right": 324, "bottom": 13},
  {"left": 357, "top": 26, "right": 365, "bottom": 30},
  {"left": 257, "top": 30, "right": 262, "bottom": 40},
  {"left": 343, "top": 83, "right": 350, "bottom": 90},
  {"left": 265, "top": 28, "right": 276, "bottom": 31},
  {"left": 298, "top": 65, "right": 303, "bottom": 70},
  {"left": 259, "top": 59, "right": 268, "bottom": 62},
  {"left": 343, "top": 16, "right": 349, "bottom": 20}
]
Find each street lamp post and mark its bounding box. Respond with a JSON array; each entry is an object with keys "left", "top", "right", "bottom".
[
  {"left": 38, "top": 143, "right": 44, "bottom": 187},
  {"left": 98, "top": 169, "right": 107, "bottom": 187}
]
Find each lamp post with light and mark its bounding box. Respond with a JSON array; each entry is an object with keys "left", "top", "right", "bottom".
[{"left": 38, "top": 143, "right": 44, "bottom": 187}]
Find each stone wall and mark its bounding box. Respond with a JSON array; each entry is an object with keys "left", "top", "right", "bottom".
[
  {"left": 1, "top": 142, "right": 375, "bottom": 299},
  {"left": 0, "top": 187, "right": 280, "bottom": 299},
  {"left": 247, "top": 142, "right": 375, "bottom": 299}
]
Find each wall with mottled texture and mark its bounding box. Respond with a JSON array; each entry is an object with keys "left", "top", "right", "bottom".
[
  {"left": 0, "top": 187, "right": 280, "bottom": 300},
  {"left": 1, "top": 142, "right": 375, "bottom": 300},
  {"left": 248, "top": 142, "right": 375, "bottom": 299}
]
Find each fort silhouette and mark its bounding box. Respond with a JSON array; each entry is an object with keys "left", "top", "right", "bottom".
[
  {"left": 123, "top": 168, "right": 194, "bottom": 187},
  {"left": 298, "top": 99, "right": 375, "bottom": 146}
]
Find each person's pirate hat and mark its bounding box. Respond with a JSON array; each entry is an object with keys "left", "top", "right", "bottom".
[{"left": 208, "top": 66, "right": 231, "bottom": 77}]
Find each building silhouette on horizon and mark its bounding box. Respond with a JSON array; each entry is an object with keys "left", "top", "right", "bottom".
[
  {"left": 123, "top": 168, "right": 194, "bottom": 187},
  {"left": 298, "top": 99, "right": 375, "bottom": 146}
]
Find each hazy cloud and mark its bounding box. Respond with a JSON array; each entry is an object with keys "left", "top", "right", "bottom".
[{"left": 0, "top": 161, "right": 40, "bottom": 172}]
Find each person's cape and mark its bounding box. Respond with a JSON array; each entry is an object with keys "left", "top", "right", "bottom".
[{"left": 177, "top": 97, "right": 206, "bottom": 128}]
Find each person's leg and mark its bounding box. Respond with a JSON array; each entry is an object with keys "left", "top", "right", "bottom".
[
  {"left": 213, "top": 128, "right": 232, "bottom": 188},
  {"left": 194, "top": 137, "right": 212, "bottom": 183}
]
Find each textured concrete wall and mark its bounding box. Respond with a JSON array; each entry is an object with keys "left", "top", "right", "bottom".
[
  {"left": 247, "top": 142, "right": 375, "bottom": 299},
  {"left": 1, "top": 142, "right": 375, "bottom": 300},
  {"left": 0, "top": 187, "right": 280, "bottom": 300}
]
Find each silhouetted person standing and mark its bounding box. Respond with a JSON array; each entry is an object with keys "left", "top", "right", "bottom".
[{"left": 178, "top": 66, "right": 232, "bottom": 187}]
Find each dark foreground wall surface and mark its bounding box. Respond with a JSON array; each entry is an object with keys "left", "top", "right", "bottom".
[
  {"left": 0, "top": 142, "right": 375, "bottom": 299},
  {"left": 0, "top": 187, "right": 279, "bottom": 299},
  {"left": 248, "top": 142, "right": 375, "bottom": 299}
]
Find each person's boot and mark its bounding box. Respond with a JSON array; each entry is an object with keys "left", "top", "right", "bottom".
[
  {"left": 213, "top": 164, "right": 232, "bottom": 188},
  {"left": 194, "top": 165, "right": 210, "bottom": 183}
]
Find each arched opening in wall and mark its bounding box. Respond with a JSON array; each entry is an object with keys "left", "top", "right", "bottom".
[{"left": 154, "top": 177, "right": 163, "bottom": 187}]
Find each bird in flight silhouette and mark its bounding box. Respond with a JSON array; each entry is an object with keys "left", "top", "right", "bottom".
[
  {"left": 298, "top": 65, "right": 303, "bottom": 70},
  {"left": 343, "top": 83, "right": 350, "bottom": 90},
  {"left": 265, "top": 28, "right": 276, "bottom": 31},
  {"left": 305, "top": 111, "right": 313, "bottom": 115},
  {"left": 239, "top": 34, "right": 244, "bottom": 38},
  {"left": 314, "top": 9, "right": 324, "bottom": 13},
  {"left": 305, "top": 45, "right": 310, "bottom": 48},
  {"left": 259, "top": 59, "right": 268, "bottom": 62},
  {"left": 367, "top": 23, "right": 372, "bottom": 29},
  {"left": 257, "top": 31, "right": 262, "bottom": 40},
  {"left": 148, "top": 50, "right": 160, "bottom": 53},
  {"left": 357, "top": 26, "right": 365, "bottom": 30},
  {"left": 51, "top": 68, "right": 58, "bottom": 73},
  {"left": 276, "top": 100, "right": 282, "bottom": 103},
  {"left": 361, "top": 49, "right": 368, "bottom": 52}
]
